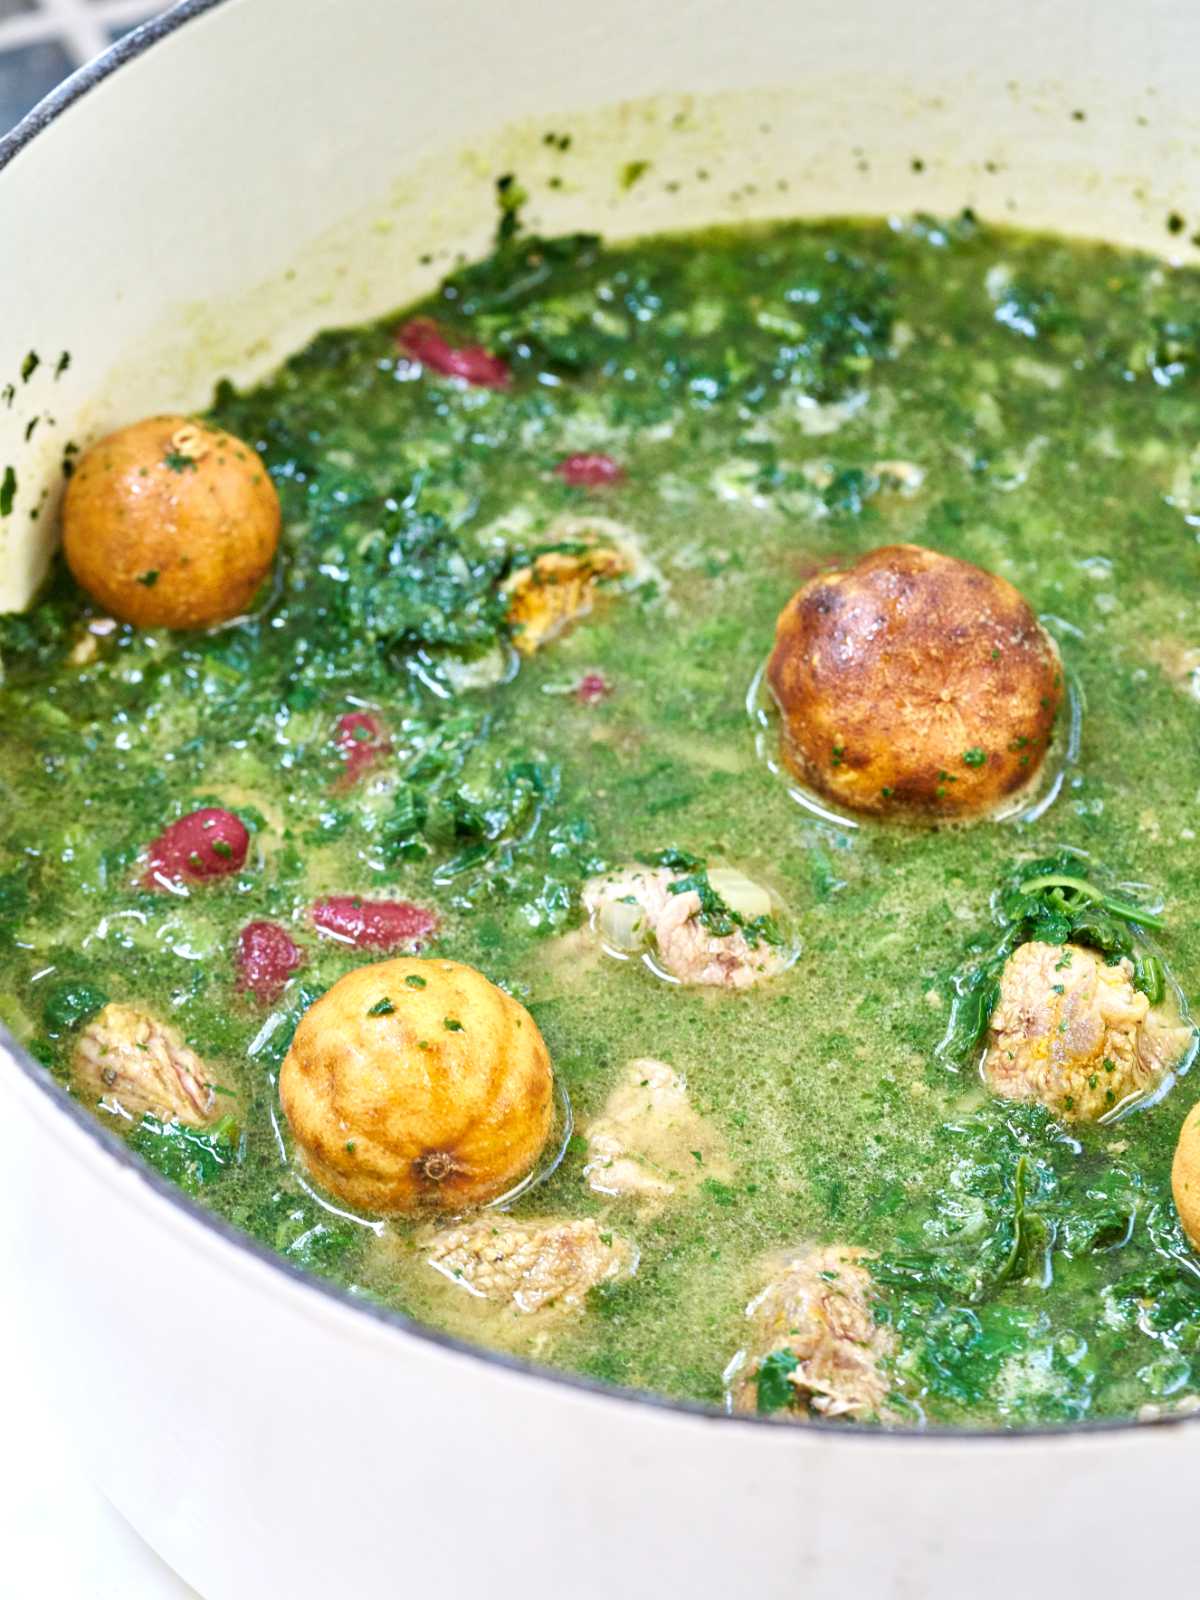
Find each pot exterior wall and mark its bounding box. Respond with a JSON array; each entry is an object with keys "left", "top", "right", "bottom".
[
  {"left": 3, "top": 0, "right": 1200, "bottom": 1594},
  {"left": 2, "top": 1047, "right": 1196, "bottom": 1600}
]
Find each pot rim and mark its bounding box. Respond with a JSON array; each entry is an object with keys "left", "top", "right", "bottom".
[{"left": 0, "top": 0, "right": 1194, "bottom": 1446}]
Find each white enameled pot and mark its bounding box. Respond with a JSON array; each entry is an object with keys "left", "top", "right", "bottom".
[{"left": 2, "top": 2, "right": 1200, "bottom": 1595}]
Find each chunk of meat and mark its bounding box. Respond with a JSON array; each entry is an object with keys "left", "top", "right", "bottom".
[
  {"left": 556, "top": 453, "right": 625, "bottom": 487},
  {"left": 334, "top": 710, "right": 390, "bottom": 785},
  {"left": 73, "top": 1002, "right": 220, "bottom": 1126},
  {"left": 982, "top": 941, "right": 1193, "bottom": 1121},
  {"left": 312, "top": 896, "right": 438, "bottom": 951},
  {"left": 728, "top": 1244, "right": 896, "bottom": 1421},
  {"left": 583, "top": 1057, "right": 732, "bottom": 1202},
  {"left": 236, "top": 921, "right": 305, "bottom": 1004},
  {"left": 422, "top": 1216, "right": 636, "bottom": 1314},
  {"left": 395, "top": 319, "right": 511, "bottom": 389},
  {"left": 1146, "top": 638, "right": 1200, "bottom": 703},
  {"left": 583, "top": 865, "right": 790, "bottom": 989},
  {"left": 144, "top": 807, "right": 249, "bottom": 889},
  {"left": 504, "top": 544, "right": 630, "bottom": 656}
]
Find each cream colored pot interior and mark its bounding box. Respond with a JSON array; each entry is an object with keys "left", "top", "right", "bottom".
[{"left": 3, "top": 0, "right": 1200, "bottom": 614}]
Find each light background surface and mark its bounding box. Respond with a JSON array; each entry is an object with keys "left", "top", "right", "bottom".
[{"left": 0, "top": 0, "right": 163, "bottom": 129}]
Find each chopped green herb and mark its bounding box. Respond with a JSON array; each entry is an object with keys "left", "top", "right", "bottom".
[
  {"left": 41, "top": 979, "right": 108, "bottom": 1033},
  {"left": 702, "top": 1178, "right": 736, "bottom": 1207},
  {"left": 128, "top": 1115, "right": 241, "bottom": 1196},
  {"left": 756, "top": 1349, "right": 801, "bottom": 1415},
  {"left": 495, "top": 172, "right": 528, "bottom": 246}
]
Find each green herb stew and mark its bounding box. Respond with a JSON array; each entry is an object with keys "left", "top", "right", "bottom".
[{"left": 3, "top": 204, "right": 1200, "bottom": 1429}]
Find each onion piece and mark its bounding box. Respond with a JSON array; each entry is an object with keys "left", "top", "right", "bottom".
[
  {"left": 599, "top": 897, "right": 649, "bottom": 953},
  {"left": 439, "top": 642, "right": 514, "bottom": 692},
  {"left": 706, "top": 867, "right": 774, "bottom": 921}
]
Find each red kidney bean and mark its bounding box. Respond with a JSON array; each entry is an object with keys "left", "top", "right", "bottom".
[
  {"left": 395, "top": 319, "right": 511, "bottom": 389},
  {"left": 576, "top": 672, "right": 612, "bottom": 703},
  {"left": 312, "top": 896, "right": 438, "bottom": 951},
  {"left": 145, "top": 807, "right": 249, "bottom": 888},
  {"left": 334, "top": 710, "right": 389, "bottom": 785},
  {"left": 556, "top": 453, "right": 624, "bottom": 487},
  {"left": 236, "top": 921, "right": 305, "bottom": 1004}
]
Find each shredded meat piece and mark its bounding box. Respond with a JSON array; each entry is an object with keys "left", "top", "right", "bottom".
[
  {"left": 73, "top": 1002, "right": 218, "bottom": 1125},
  {"left": 1146, "top": 638, "right": 1200, "bottom": 702},
  {"left": 504, "top": 545, "right": 629, "bottom": 655},
  {"left": 729, "top": 1245, "right": 896, "bottom": 1421},
  {"left": 983, "top": 941, "right": 1193, "bottom": 1121},
  {"left": 422, "top": 1216, "right": 636, "bottom": 1314},
  {"left": 584, "top": 865, "right": 789, "bottom": 989},
  {"left": 583, "top": 1058, "right": 732, "bottom": 1201},
  {"left": 584, "top": 1132, "right": 676, "bottom": 1201}
]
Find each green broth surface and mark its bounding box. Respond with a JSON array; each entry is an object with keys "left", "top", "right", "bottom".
[{"left": 3, "top": 210, "right": 1200, "bottom": 1427}]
